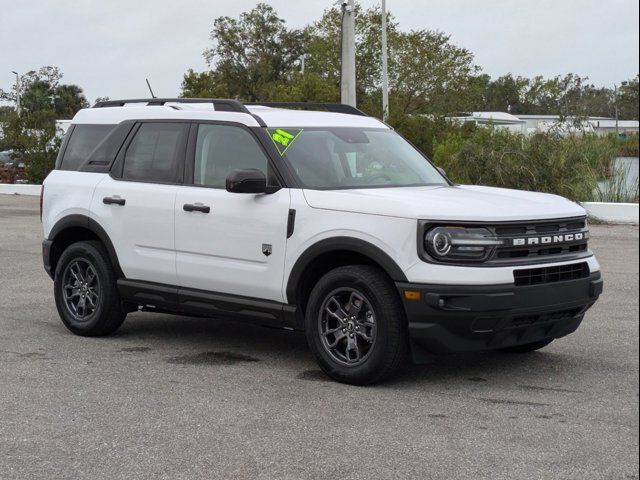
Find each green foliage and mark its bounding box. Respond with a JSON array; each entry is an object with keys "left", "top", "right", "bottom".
[
  {"left": 198, "top": 3, "right": 308, "bottom": 100},
  {"left": 182, "top": 3, "right": 638, "bottom": 123},
  {"left": 616, "top": 135, "right": 639, "bottom": 157},
  {"left": 389, "top": 30, "right": 478, "bottom": 115},
  {"left": 617, "top": 76, "right": 639, "bottom": 120},
  {"left": 388, "top": 113, "right": 475, "bottom": 159},
  {"left": 433, "top": 127, "right": 618, "bottom": 201},
  {"left": 0, "top": 108, "right": 60, "bottom": 183},
  {"left": 182, "top": 3, "right": 480, "bottom": 115},
  {"left": 466, "top": 73, "right": 628, "bottom": 118},
  {"left": 0, "top": 66, "right": 88, "bottom": 183}
]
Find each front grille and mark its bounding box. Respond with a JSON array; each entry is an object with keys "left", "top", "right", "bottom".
[
  {"left": 513, "top": 262, "right": 590, "bottom": 286},
  {"left": 494, "top": 219, "right": 586, "bottom": 236},
  {"left": 492, "top": 217, "right": 589, "bottom": 263}
]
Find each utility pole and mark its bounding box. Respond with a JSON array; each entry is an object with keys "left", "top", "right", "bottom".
[
  {"left": 614, "top": 84, "right": 619, "bottom": 137},
  {"left": 11, "top": 71, "right": 21, "bottom": 116},
  {"left": 341, "top": 0, "right": 356, "bottom": 107},
  {"left": 381, "top": 0, "right": 389, "bottom": 121}
]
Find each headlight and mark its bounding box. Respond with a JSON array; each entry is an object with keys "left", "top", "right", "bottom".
[{"left": 425, "top": 226, "right": 503, "bottom": 262}]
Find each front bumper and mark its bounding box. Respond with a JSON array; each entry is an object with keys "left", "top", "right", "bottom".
[{"left": 398, "top": 272, "right": 603, "bottom": 361}]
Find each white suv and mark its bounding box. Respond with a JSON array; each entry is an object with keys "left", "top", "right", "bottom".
[{"left": 41, "top": 99, "right": 603, "bottom": 384}]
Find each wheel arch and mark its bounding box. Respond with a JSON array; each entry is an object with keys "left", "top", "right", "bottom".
[
  {"left": 48, "top": 214, "right": 124, "bottom": 278},
  {"left": 286, "top": 236, "right": 407, "bottom": 316}
]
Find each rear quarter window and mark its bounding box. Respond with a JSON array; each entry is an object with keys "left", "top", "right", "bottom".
[{"left": 59, "top": 124, "right": 116, "bottom": 171}]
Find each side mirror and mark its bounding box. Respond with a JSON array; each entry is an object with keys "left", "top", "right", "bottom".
[
  {"left": 225, "top": 168, "right": 267, "bottom": 194},
  {"left": 437, "top": 166, "right": 447, "bottom": 178}
]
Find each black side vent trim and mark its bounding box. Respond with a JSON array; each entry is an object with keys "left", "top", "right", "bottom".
[{"left": 287, "top": 209, "right": 296, "bottom": 238}]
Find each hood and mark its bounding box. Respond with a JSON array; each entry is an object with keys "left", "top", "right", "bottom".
[{"left": 302, "top": 185, "right": 586, "bottom": 222}]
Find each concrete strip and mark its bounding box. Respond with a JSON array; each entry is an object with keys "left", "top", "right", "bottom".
[
  {"left": 583, "top": 201, "right": 639, "bottom": 224},
  {"left": 0, "top": 183, "right": 42, "bottom": 196}
]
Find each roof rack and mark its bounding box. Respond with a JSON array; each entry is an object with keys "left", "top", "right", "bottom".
[
  {"left": 246, "top": 102, "right": 368, "bottom": 117},
  {"left": 93, "top": 98, "right": 251, "bottom": 113},
  {"left": 92, "top": 98, "right": 368, "bottom": 118}
]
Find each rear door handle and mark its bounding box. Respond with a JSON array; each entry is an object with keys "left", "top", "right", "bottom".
[
  {"left": 103, "top": 196, "right": 126, "bottom": 206},
  {"left": 183, "top": 203, "right": 210, "bottom": 214}
]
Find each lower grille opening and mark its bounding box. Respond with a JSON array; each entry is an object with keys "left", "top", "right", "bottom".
[
  {"left": 508, "top": 307, "right": 585, "bottom": 328},
  {"left": 514, "top": 262, "right": 590, "bottom": 287}
]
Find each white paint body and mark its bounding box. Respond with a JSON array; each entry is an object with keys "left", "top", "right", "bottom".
[{"left": 42, "top": 104, "right": 601, "bottom": 304}]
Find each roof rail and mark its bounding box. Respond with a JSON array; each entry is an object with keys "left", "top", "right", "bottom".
[
  {"left": 93, "top": 98, "right": 251, "bottom": 114},
  {"left": 246, "top": 102, "right": 368, "bottom": 117}
]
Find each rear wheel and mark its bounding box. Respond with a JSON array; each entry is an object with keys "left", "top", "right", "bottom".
[
  {"left": 54, "top": 241, "right": 126, "bottom": 336},
  {"left": 500, "top": 339, "right": 553, "bottom": 353},
  {"left": 305, "top": 265, "right": 408, "bottom": 385}
]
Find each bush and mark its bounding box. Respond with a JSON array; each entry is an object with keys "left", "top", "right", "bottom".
[
  {"left": 389, "top": 114, "right": 475, "bottom": 159},
  {"left": 432, "top": 127, "right": 618, "bottom": 202},
  {"left": 617, "top": 135, "right": 639, "bottom": 157}
]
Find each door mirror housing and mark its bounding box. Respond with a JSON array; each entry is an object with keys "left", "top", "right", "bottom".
[
  {"left": 437, "top": 166, "right": 447, "bottom": 178},
  {"left": 225, "top": 169, "right": 269, "bottom": 194}
]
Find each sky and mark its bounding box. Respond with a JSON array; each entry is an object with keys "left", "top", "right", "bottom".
[{"left": 1, "top": 0, "right": 638, "bottom": 105}]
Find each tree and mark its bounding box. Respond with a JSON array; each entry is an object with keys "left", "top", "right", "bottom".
[
  {"left": 617, "top": 75, "right": 639, "bottom": 120},
  {"left": 306, "top": 6, "right": 479, "bottom": 116},
  {"left": 54, "top": 84, "right": 90, "bottom": 119},
  {"left": 196, "top": 3, "right": 307, "bottom": 100},
  {"left": 0, "top": 66, "right": 62, "bottom": 105},
  {"left": 0, "top": 66, "right": 88, "bottom": 182},
  {"left": 387, "top": 30, "right": 479, "bottom": 116},
  {"left": 181, "top": 69, "right": 220, "bottom": 98},
  {"left": 182, "top": 3, "right": 479, "bottom": 117},
  {"left": 181, "top": 2, "right": 636, "bottom": 132},
  {"left": 304, "top": 6, "right": 400, "bottom": 99}
]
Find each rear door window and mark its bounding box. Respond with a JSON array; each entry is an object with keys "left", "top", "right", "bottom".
[
  {"left": 121, "top": 123, "right": 187, "bottom": 183},
  {"left": 60, "top": 124, "right": 116, "bottom": 171}
]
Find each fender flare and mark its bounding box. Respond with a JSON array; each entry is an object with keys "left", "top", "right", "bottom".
[
  {"left": 286, "top": 236, "right": 408, "bottom": 303},
  {"left": 48, "top": 214, "right": 124, "bottom": 278}
]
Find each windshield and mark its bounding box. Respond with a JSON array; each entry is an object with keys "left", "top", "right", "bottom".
[{"left": 269, "top": 127, "right": 448, "bottom": 189}]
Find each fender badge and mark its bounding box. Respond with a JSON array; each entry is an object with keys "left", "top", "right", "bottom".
[{"left": 262, "top": 244, "right": 272, "bottom": 257}]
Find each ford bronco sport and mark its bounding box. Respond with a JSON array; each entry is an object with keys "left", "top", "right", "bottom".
[{"left": 41, "top": 99, "right": 603, "bottom": 385}]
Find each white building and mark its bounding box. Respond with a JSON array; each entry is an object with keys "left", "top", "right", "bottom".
[
  {"left": 515, "top": 115, "right": 639, "bottom": 136},
  {"left": 448, "top": 112, "right": 639, "bottom": 136},
  {"left": 446, "top": 112, "right": 527, "bottom": 133}
]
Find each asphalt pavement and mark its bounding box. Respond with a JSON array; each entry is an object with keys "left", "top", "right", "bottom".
[{"left": 0, "top": 194, "right": 638, "bottom": 480}]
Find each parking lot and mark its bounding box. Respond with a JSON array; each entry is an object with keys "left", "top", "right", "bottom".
[{"left": 0, "top": 194, "right": 638, "bottom": 480}]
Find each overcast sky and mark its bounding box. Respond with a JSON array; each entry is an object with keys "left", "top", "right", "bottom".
[{"left": 1, "top": 0, "right": 638, "bottom": 105}]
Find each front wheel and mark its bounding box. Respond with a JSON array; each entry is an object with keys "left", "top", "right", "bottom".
[
  {"left": 305, "top": 265, "right": 408, "bottom": 385},
  {"left": 54, "top": 240, "right": 126, "bottom": 336}
]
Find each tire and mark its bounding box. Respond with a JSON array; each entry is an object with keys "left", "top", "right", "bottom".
[
  {"left": 305, "top": 265, "right": 408, "bottom": 385},
  {"left": 54, "top": 240, "right": 126, "bottom": 336},
  {"left": 500, "top": 339, "right": 553, "bottom": 353}
]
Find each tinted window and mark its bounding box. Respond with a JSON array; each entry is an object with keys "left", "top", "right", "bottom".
[
  {"left": 122, "top": 123, "right": 185, "bottom": 183},
  {"left": 194, "top": 124, "right": 268, "bottom": 188},
  {"left": 85, "top": 122, "right": 135, "bottom": 168},
  {"left": 60, "top": 124, "right": 115, "bottom": 171}
]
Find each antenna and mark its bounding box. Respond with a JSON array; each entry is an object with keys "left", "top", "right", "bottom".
[{"left": 145, "top": 78, "right": 156, "bottom": 98}]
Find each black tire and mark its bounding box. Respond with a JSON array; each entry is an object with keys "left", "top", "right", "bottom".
[
  {"left": 305, "top": 265, "right": 408, "bottom": 385},
  {"left": 54, "top": 240, "right": 126, "bottom": 336},
  {"left": 500, "top": 339, "right": 553, "bottom": 353}
]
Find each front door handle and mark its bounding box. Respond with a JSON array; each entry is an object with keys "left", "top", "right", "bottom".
[
  {"left": 103, "top": 196, "right": 126, "bottom": 206},
  {"left": 183, "top": 203, "right": 210, "bottom": 214}
]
